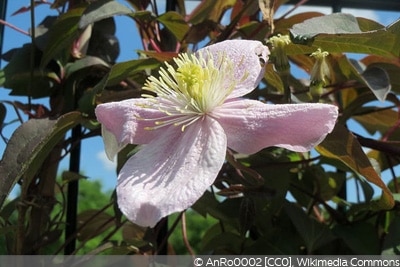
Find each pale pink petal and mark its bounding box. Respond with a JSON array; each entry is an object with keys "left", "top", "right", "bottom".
[
  {"left": 213, "top": 99, "right": 338, "bottom": 154},
  {"left": 95, "top": 98, "right": 170, "bottom": 146},
  {"left": 116, "top": 117, "right": 227, "bottom": 227},
  {"left": 198, "top": 40, "right": 269, "bottom": 98},
  {"left": 101, "top": 125, "right": 127, "bottom": 160}
]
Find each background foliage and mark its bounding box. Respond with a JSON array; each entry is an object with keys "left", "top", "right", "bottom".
[{"left": 0, "top": 0, "right": 400, "bottom": 255}]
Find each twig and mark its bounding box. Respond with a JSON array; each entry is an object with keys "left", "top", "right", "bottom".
[
  {"left": 0, "top": 19, "right": 30, "bottom": 35},
  {"left": 181, "top": 212, "right": 195, "bottom": 256}
]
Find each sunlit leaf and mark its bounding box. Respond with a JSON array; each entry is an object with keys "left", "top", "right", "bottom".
[
  {"left": 353, "top": 108, "right": 398, "bottom": 136},
  {"left": 316, "top": 124, "right": 394, "bottom": 210},
  {"left": 291, "top": 13, "right": 362, "bottom": 41},
  {"left": 157, "top": 12, "right": 189, "bottom": 41},
  {"left": 0, "top": 112, "right": 82, "bottom": 208},
  {"left": 106, "top": 58, "right": 160, "bottom": 86},
  {"left": 188, "top": 0, "right": 235, "bottom": 24},
  {"left": 290, "top": 13, "right": 400, "bottom": 57},
  {"left": 138, "top": 50, "right": 178, "bottom": 62},
  {"left": 275, "top": 12, "right": 324, "bottom": 35}
]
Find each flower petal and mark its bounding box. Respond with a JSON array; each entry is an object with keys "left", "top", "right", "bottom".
[
  {"left": 116, "top": 117, "right": 227, "bottom": 227},
  {"left": 101, "top": 125, "right": 126, "bottom": 160},
  {"left": 95, "top": 98, "right": 170, "bottom": 147},
  {"left": 214, "top": 99, "right": 338, "bottom": 154},
  {"left": 198, "top": 40, "right": 269, "bottom": 98}
]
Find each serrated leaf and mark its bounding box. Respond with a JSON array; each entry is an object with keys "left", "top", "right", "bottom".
[
  {"left": 316, "top": 124, "right": 394, "bottom": 210},
  {"left": 0, "top": 112, "right": 82, "bottom": 208},
  {"left": 79, "top": 0, "right": 133, "bottom": 30},
  {"left": 157, "top": 12, "right": 189, "bottom": 41}
]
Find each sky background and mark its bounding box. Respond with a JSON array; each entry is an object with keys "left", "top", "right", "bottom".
[{"left": 0, "top": 1, "right": 399, "bottom": 193}]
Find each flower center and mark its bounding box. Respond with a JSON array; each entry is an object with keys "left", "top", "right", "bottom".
[{"left": 140, "top": 51, "right": 237, "bottom": 131}]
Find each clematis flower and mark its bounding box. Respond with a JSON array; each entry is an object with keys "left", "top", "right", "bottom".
[{"left": 95, "top": 40, "right": 338, "bottom": 227}]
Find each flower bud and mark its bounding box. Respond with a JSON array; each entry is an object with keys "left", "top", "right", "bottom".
[
  {"left": 310, "top": 48, "right": 331, "bottom": 99},
  {"left": 267, "top": 34, "right": 291, "bottom": 73}
]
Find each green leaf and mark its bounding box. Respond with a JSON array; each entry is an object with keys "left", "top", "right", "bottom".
[
  {"left": 316, "top": 124, "right": 394, "bottom": 210},
  {"left": 291, "top": 13, "right": 362, "bottom": 39},
  {"left": 79, "top": 0, "right": 133, "bottom": 30},
  {"left": 2, "top": 44, "right": 58, "bottom": 98},
  {"left": 284, "top": 202, "right": 337, "bottom": 253},
  {"left": 0, "top": 112, "right": 82, "bottom": 208},
  {"left": 65, "top": 56, "right": 109, "bottom": 78},
  {"left": 157, "top": 12, "right": 189, "bottom": 41},
  {"left": 106, "top": 58, "right": 160, "bottom": 86},
  {"left": 353, "top": 108, "right": 398, "bottom": 136},
  {"left": 77, "top": 209, "right": 115, "bottom": 241},
  {"left": 348, "top": 59, "right": 391, "bottom": 102},
  {"left": 290, "top": 13, "right": 400, "bottom": 57},
  {"left": 41, "top": 7, "right": 86, "bottom": 67},
  {"left": 334, "top": 222, "right": 380, "bottom": 254},
  {"left": 188, "top": 0, "right": 236, "bottom": 24},
  {"left": 382, "top": 215, "right": 400, "bottom": 255}
]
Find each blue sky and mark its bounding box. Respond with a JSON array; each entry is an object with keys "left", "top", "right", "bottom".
[{"left": 1, "top": 1, "right": 399, "bottom": 192}]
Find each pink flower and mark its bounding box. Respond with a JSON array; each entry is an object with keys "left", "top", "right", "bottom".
[{"left": 95, "top": 40, "right": 338, "bottom": 227}]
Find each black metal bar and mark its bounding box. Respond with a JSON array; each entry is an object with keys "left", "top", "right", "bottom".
[
  {"left": 0, "top": 0, "right": 7, "bottom": 68},
  {"left": 332, "top": 0, "right": 342, "bottom": 13},
  {"left": 64, "top": 125, "right": 82, "bottom": 254},
  {"left": 166, "top": 0, "right": 177, "bottom": 12}
]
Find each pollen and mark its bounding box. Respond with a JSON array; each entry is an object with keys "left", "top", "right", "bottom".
[{"left": 141, "top": 51, "right": 237, "bottom": 131}]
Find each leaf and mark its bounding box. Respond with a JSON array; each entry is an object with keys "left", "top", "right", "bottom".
[
  {"left": 334, "top": 222, "right": 380, "bottom": 254},
  {"left": 138, "top": 50, "right": 178, "bottom": 62},
  {"left": 106, "top": 58, "right": 160, "bottom": 86},
  {"left": 1, "top": 44, "right": 59, "bottom": 98},
  {"left": 284, "top": 202, "right": 337, "bottom": 253},
  {"left": 41, "top": 7, "right": 86, "bottom": 67},
  {"left": 0, "top": 112, "right": 82, "bottom": 208},
  {"left": 348, "top": 59, "right": 391, "bottom": 102},
  {"left": 291, "top": 13, "right": 362, "bottom": 40},
  {"left": 157, "top": 12, "right": 189, "bottom": 41},
  {"left": 353, "top": 108, "right": 398, "bottom": 136},
  {"left": 188, "top": 0, "right": 236, "bottom": 24},
  {"left": 290, "top": 13, "right": 400, "bottom": 57},
  {"left": 274, "top": 12, "right": 324, "bottom": 34},
  {"left": 382, "top": 215, "right": 400, "bottom": 255},
  {"left": 79, "top": 0, "right": 133, "bottom": 30},
  {"left": 77, "top": 209, "right": 115, "bottom": 241},
  {"left": 316, "top": 124, "right": 394, "bottom": 210}
]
